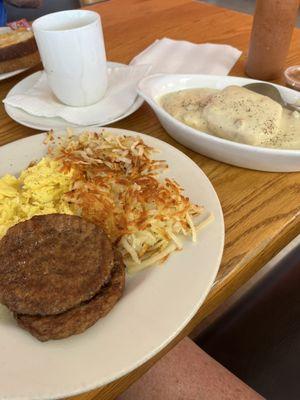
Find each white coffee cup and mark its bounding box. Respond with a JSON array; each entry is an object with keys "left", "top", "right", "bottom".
[{"left": 32, "top": 10, "right": 107, "bottom": 107}]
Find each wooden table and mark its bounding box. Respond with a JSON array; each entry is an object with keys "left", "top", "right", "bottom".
[{"left": 1, "top": 1, "right": 299, "bottom": 399}]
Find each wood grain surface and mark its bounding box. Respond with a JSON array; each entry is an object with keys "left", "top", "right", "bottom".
[{"left": 0, "top": 1, "right": 299, "bottom": 399}]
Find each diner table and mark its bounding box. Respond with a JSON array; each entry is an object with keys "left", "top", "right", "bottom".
[{"left": 0, "top": 1, "right": 299, "bottom": 399}]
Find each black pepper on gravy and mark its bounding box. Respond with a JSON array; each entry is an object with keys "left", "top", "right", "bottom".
[{"left": 159, "top": 85, "right": 300, "bottom": 149}]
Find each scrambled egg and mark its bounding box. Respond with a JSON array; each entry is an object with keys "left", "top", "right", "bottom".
[{"left": 0, "top": 157, "right": 75, "bottom": 239}]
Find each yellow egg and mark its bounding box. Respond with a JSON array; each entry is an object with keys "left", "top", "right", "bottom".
[
  {"left": 0, "top": 175, "right": 19, "bottom": 199},
  {"left": 0, "top": 157, "right": 75, "bottom": 239}
]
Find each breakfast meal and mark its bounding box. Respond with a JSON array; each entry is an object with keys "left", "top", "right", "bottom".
[
  {"left": 0, "top": 130, "right": 210, "bottom": 272},
  {"left": 159, "top": 85, "right": 300, "bottom": 149},
  {"left": 0, "top": 28, "right": 40, "bottom": 74},
  {"left": 0, "top": 130, "right": 211, "bottom": 340}
]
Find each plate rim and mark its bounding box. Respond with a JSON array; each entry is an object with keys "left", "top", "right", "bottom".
[{"left": 0, "top": 127, "right": 224, "bottom": 400}]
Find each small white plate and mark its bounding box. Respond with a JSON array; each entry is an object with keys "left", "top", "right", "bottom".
[
  {"left": 137, "top": 74, "right": 300, "bottom": 172},
  {"left": 4, "top": 62, "right": 144, "bottom": 131},
  {"left": 0, "top": 67, "right": 27, "bottom": 81},
  {"left": 0, "top": 27, "right": 29, "bottom": 80},
  {"left": 0, "top": 127, "right": 224, "bottom": 400}
]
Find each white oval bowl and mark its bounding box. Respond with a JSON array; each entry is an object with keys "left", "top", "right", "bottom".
[{"left": 137, "top": 74, "right": 300, "bottom": 172}]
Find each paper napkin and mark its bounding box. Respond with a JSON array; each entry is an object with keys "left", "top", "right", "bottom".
[{"left": 130, "top": 37, "right": 241, "bottom": 75}]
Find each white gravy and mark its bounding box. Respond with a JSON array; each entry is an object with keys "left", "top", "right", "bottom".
[{"left": 159, "top": 86, "right": 300, "bottom": 150}]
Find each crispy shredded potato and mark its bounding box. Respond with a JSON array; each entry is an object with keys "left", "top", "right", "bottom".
[{"left": 46, "top": 129, "right": 212, "bottom": 273}]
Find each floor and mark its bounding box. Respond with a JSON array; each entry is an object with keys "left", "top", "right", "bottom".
[
  {"left": 202, "top": 0, "right": 255, "bottom": 15},
  {"left": 201, "top": 0, "right": 300, "bottom": 27},
  {"left": 195, "top": 237, "right": 300, "bottom": 400}
]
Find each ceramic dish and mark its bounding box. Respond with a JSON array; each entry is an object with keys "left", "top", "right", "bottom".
[
  {"left": 0, "top": 127, "right": 224, "bottom": 400},
  {"left": 137, "top": 74, "right": 300, "bottom": 172},
  {"left": 4, "top": 62, "right": 144, "bottom": 131},
  {"left": 284, "top": 65, "right": 300, "bottom": 91}
]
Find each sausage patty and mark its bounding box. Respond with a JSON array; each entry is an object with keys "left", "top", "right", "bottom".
[
  {"left": 15, "top": 251, "right": 125, "bottom": 341},
  {"left": 0, "top": 214, "right": 114, "bottom": 315}
]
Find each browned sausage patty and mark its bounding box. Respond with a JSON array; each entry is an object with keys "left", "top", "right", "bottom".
[
  {"left": 0, "top": 214, "right": 114, "bottom": 316},
  {"left": 15, "top": 251, "right": 125, "bottom": 341}
]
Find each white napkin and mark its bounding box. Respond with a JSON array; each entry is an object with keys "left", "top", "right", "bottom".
[
  {"left": 130, "top": 37, "right": 242, "bottom": 75},
  {"left": 4, "top": 64, "right": 151, "bottom": 126}
]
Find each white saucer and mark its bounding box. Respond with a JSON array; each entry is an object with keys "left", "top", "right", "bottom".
[
  {"left": 0, "top": 27, "right": 29, "bottom": 81},
  {"left": 4, "top": 62, "right": 144, "bottom": 131}
]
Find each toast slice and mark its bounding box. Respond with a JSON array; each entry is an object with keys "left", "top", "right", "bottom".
[
  {"left": 0, "top": 28, "right": 40, "bottom": 73},
  {"left": 0, "top": 51, "right": 40, "bottom": 74}
]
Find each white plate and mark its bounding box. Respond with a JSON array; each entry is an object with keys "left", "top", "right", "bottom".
[
  {"left": 4, "top": 62, "right": 144, "bottom": 131},
  {"left": 0, "top": 127, "right": 224, "bottom": 400},
  {"left": 137, "top": 74, "right": 300, "bottom": 172},
  {"left": 0, "top": 67, "right": 27, "bottom": 81},
  {"left": 0, "top": 27, "right": 29, "bottom": 80}
]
